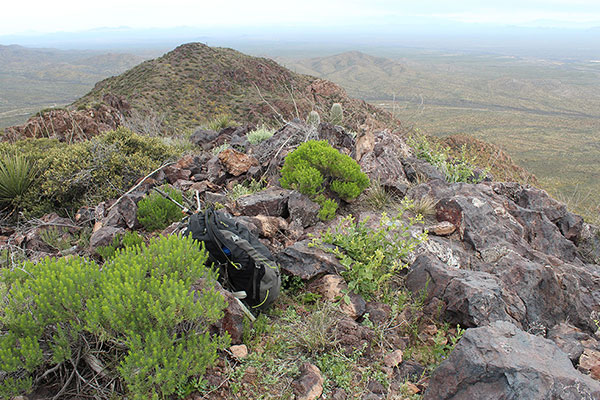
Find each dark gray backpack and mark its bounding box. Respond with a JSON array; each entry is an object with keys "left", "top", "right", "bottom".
[{"left": 186, "top": 206, "right": 281, "bottom": 312}]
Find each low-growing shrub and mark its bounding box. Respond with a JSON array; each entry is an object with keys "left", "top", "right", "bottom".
[
  {"left": 0, "top": 128, "right": 177, "bottom": 218},
  {"left": 228, "top": 179, "right": 265, "bottom": 201},
  {"left": 96, "top": 230, "right": 145, "bottom": 260},
  {"left": 137, "top": 186, "right": 184, "bottom": 231},
  {"left": 246, "top": 126, "right": 275, "bottom": 145},
  {"left": 207, "top": 114, "right": 234, "bottom": 132},
  {"left": 409, "top": 134, "right": 489, "bottom": 183},
  {"left": 0, "top": 235, "right": 228, "bottom": 399},
  {"left": 280, "top": 140, "right": 369, "bottom": 220},
  {"left": 312, "top": 200, "right": 427, "bottom": 300}
]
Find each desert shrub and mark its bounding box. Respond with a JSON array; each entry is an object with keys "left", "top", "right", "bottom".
[
  {"left": 280, "top": 140, "right": 369, "bottom": 220},
  {"left": 0, "top": 235, "right": 228, "bottom": 399},
  {"left": 312, "top": 200, "right": 427, "bottom": 300},
  {"left": 317, "top": 195, "right": 338, "bottom": 221},
  {"left": 0, "top": 153, "right": 38, "bottom": 208},
  {"left": 0, "top": 128, "right": 177, "bottom": 218},
  {"left": 96, "top": 230, "right": 145, "bottom": 260},
  {"left": 408, "top": 134, "right": 488, "bottom": 184},
  {"left": 246, "top": 126, "right": 275, "bottom": 145},
  {"left": 207, "top": 114, "right": 234, "bottom": 132},
  {"left": 137, "top": 186, "right": 184, "bottom": 231},
  {"left": 228, "top": 179, "right": 265, "bottom": 201}
]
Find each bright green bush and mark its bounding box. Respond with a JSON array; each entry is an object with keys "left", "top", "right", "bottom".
[
  {"left": 97, "top": 230, "right": 145, "bottom": 260},
  {"left": 316, "top": 195, "right": 338, "bottom": 221},
  {"left": 137, "top": 186, "right": 184, "bottom": 231},
  {"left": 280, "top": 140, "right": 368, "bottom": 220},
  {"left": 312, "top": 200, "right": 427, "bottom": 300},
  {"left": 246, "top": 125, "right": 275, "bottom": 145},
  {"left": 0, "top": 235, "right": 228, "bottom": 399},
  {"left": 0, "top": 128, "right": 177, "bottom": 218},
  {"left": 0, "top": 153, "right": 38, "bottom": 207}
]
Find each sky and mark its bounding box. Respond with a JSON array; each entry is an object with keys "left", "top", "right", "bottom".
[{"left": 3, "top": 0, "right": 600, "bottom": 36}]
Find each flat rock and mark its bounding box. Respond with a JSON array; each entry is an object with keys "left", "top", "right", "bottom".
[
  {"left": 236, "top": 187, "right": 290, "bottom": 217},
  {"left": 276, "top": 240, "right": 345, "bottom": 280}
]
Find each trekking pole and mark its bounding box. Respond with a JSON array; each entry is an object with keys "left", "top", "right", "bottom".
[{"left": 152, "top": 187, "right": 192, "bottom": 215}]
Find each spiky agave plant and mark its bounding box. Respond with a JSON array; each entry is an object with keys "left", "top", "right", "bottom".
[{"left": 0, "top": 153, "right": 38, "bottom": 206}]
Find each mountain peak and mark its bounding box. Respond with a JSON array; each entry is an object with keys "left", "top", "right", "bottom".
[{"left": 74, "top": 43, "right": 399, "bottom": 131}]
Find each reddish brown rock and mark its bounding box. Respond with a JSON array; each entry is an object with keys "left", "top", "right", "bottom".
[
  {"left": 292, "top": 363, "right": 323, "bottom": 400},
  {"left": 218, "top": 148, "right": 259, "bottom": 177},
  {"left": 308, "top": 274, "right": 366, "bottom": 320},
  {"left": 3, "top": 104, "right": 122, "bottom": 142}
]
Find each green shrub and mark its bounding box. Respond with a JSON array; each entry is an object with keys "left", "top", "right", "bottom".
[
  {"left": 247, "top": 125, "right": 275, "bottom": 145},
  {"left": 408, "top": 134, "right": 489, "bottom": 183},
  {"left": 312, "top": 200, "right": 427, "bottom": 300},
  {"left": 0, "top": 235, "right": 228, "bottom": 399},
  {"left": 97, "top": 230, "right": 145, "bottom": 260},
  {"left": 137, "top": 186, "right": 184, "bottom": 231},
  {"left": 280, "top": 140, "right": 369, "bottom": 219},
  {"left": 207, "top": 114, "right": 234, "bottom": 132},
  {"left": 0, "top": 128, "right": 177, "bottom": 218},
  {"left": 0, "top": 153, "right": 38, "bottom": 207},
  {"left": 316, "top": 195, "right": 338, "bottom": 221}
]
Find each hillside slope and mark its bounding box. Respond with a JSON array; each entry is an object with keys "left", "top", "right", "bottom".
[{"left": 74, "top": 43, "right": 399, "bottom": 132}]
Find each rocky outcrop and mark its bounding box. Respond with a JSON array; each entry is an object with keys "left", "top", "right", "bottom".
[
  {"left": 425, "top": 321, "right": 600, "bottom": 400},
  {"left": 3, "top": 103, "right": 122, "bottom": 142}
]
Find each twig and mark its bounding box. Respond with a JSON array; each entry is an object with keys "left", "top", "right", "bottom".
[
  {"left": 53, "top": 346, "right": 82, "bottom": 400},
  {"left": 253, "top": 83, "right": 287, "bottom": 125},
  {"left": 106, "top": 161, "right": 175, "bottom": 213}
]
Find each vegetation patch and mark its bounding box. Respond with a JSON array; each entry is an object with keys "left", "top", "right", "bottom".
[
  {"left": 312, "top": 201, "right": 427, "bottom": 300},
  {"left": 0, "top": 235, "right": 229, "bottom": 399},
  {"left": 280, "top": 140, "right": 369, "bottom": 220},
  {"left": 409, "top": 134, "right": 489, "bottom": 183},
  {"left": 137, "top": 186, "right": 185, "bottom": 232},
  {"left": 0, "top": 127, "right": 177, "bottom": 219}
]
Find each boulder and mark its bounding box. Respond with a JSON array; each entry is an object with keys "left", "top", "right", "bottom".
[
  {"left": 89, "top": 226, "right": 125, "bottom": 251},
  {"left": 406, "top": 254, "right": 525, "bottom": 328},
  {"left": 190, "top": 128, "right": 219, "bottom": 148},
  {"left": 425, "top": 321, "right": 600, "bottom": 400},
  {"left": 218, "top": 148, "right": 259, "bottom": 177},
  {"left": 317, "top": 122, "right": 354, "bottom": 154},
  {"left": 359, "top": 131, "right": 411, "bottom": 196},
  {"left": 288, "top": 191, "right": 320, "bottom": 228},
  {"left": 276, "top": 240, "right": 345, "bottom": 280},
  {"left": 402, "top": 157, "right": 445, "bottom": 183},
  {"left": 235, "top": 187, "right": 290, "bottom": 217}
]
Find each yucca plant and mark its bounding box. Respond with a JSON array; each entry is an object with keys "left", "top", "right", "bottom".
[{"left": 0, "top": 153, "right": 38, "bottom": 206}]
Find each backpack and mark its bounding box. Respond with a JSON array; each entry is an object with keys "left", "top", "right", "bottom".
[{"left": 186, "top": 206, "right": 281, "bottom": 312}]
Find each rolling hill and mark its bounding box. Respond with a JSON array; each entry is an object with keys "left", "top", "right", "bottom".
[{"left": 74, "top": 43, "right": 399, "bottom": 133}]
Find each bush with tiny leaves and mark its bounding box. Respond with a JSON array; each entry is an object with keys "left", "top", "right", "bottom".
[
  {"left": 280, "top": 140, "right": 369, "bottom": 220},
  {"left": 0, "top": 234, "right": 228, "bottom": 399},
  {"left": 137, "top": 186, "right": 184, "bottom": 231}
]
